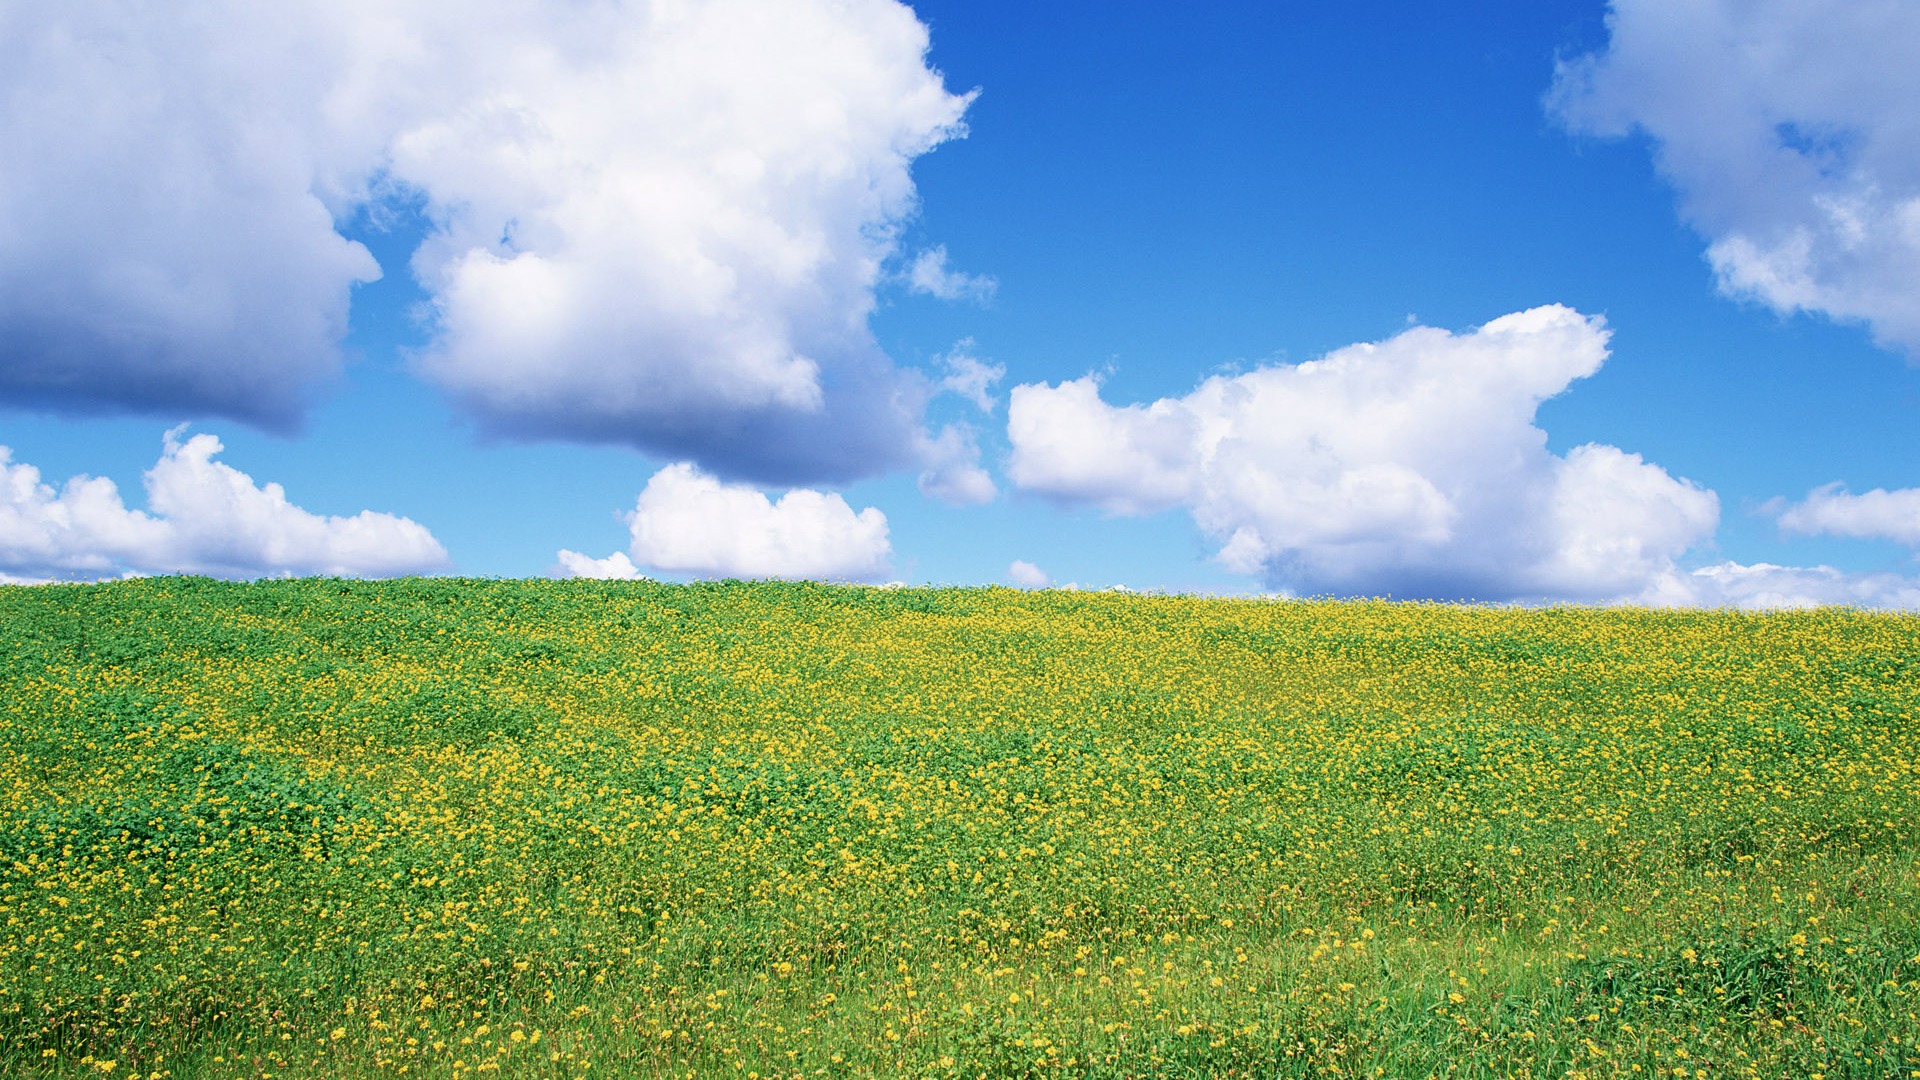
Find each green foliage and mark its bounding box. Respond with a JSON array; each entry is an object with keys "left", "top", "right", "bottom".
[{"left": 0, "top": 577, "right": 1916, "bottom": 1078}]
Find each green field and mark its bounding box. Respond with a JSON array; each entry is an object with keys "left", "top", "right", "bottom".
[{"left": 2, "top": 577, "right": 1917, "bottom": 1079}]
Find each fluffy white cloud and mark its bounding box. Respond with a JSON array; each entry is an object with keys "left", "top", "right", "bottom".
[
  {"left": 593, "top": 463, "right": 892, "bottom": 581},
  {"left": 0, "top": 429, "right": 448, "bottom": 581},
  {"left": 0, "top": 450, "right": 167, "bottom": 578},
  {"left": 398, "top": 0, "right": 974, "bottom": 481},
  {"left": 1007, "top": 560, "right": 1050, "bottom": 589},
  {"left": 1523, "top": 443, "right": 1722, "bottom": 601},
  {"left": 1, "top": 1, "right": 974, "bottom": 481},
  {"left": 1007, "top": 377, "right": 1203, "bottom": 518},
  {"left": 1007, "top": 306, "right": 1721, "bottom": 602},
  {"left": 551, "top": 550, "right": 644, "bottom": 580},
  {"left": 1773, "top": 483, "right": 1920, "bottom": 547},
  {"left": 1551, "top": 1, "right": 1920, "bottom": 353},
  {"left": 0, "top": 2, "right": 385, "bottom": 424},
  {"left": 905, "top": 246, "right": 997, "bottom": 303}
]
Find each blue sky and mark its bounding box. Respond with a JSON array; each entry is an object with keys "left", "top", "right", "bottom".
[{"left": 3, "top": 0, "right": 1918, "bottom": 605}]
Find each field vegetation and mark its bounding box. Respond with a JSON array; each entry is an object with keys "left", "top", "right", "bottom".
[{"left": 2, "top": 577, "right": 1917, "bottom": 1078}]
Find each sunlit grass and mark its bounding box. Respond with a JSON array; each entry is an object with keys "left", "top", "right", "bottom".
[{"left": 2, "top": 577, "right": 1916, "bottom": 1078}]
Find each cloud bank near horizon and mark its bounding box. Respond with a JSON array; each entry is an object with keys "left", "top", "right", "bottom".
[
  {"left": 0, "top": 0, "right": 974, "bottom": 483},
  {"left": 1005, "top": 304, "right": 1920, "bottom": 610},
  {"left": 0, "top": 430, "right": 448, "bottom": 582},
  {"left": 1655, "top": 560, "right": 1920, "bottom": 611},
  {"left": 555, "top": 463, "right": 893, "bottom": 583}
]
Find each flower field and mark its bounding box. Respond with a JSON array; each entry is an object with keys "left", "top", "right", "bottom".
[{"left": 2, "top": 577, "right": 1917, "bottom": 1079}]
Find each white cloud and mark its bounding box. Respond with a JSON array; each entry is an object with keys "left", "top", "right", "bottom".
[
  {"left": 0, "top": 2, "right": 385, "bottom": 424},
  {"left": 0, "top": 429, "right": 449, "bottom": 581},
  {"left": 1550, "top": 1, "right": 1920, "bottom": 354},
  {"left": 915, "top": 424, "right": 996, "bottom": 506},
  {"left": 905, "top": 246, "right": 997, "bottom": 303},
  {"left": 1647, "top": 561, "right": 1920, "bottom": 611},
  {"left": 551, "top": 549, "right": 645, "bottom": 580},
  {"left": 0, "top": 450, "right": 168, "bottom": 578},
  {"left": 1524, "top": 443, "right": 1722, "bottom": 601},
  {"left": 1006, "top": 306, "right": 1721, "bottom": 602},
  {"left": 1, "top": 1, "right": 974, "bottom": 482},
  {"left": 1773, "top": 483, "right": 1920, "bottom": 547},
  {"left": 1007, "top": 377, "right": 1202, "bottom": 517},
  {"left": 612, "top": 463, "right": 891, "bottom": 581},
  {"left": 1007, "top": 560, "right": 1050, "bottom": 588},
  {"left": 934, "top": 339, "right": 1005, "bottom": 412},
  {"left": 398, "top": 0, "right": 974, "bottom": 481}
]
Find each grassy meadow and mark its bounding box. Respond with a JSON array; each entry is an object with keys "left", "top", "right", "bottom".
[{"left": 1, "top": 577, "right": 1917, "bottom": 1079}]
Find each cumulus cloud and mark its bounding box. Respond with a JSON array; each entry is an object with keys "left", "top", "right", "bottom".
[
  {"left": 399, "top": 0, "right": 974, "bottom": 482},
  {"left": 1008, "top": 376, "right": 1210, "bottom": 518},
  {"left": 0, "top": 450, "right": 167, "bottom": 578},
  {"left": 572, "top": 463, "right": 892, "bottom": 581},
  {"left": 905, "top": 246, "right": 997, "bottom": 303},
  {"left": 1550, "top": 0, "right": 1920, "bottom": 354},
  {"left": 551, "top": 550, "right": 645, "bottom": 580},
  {"left": 1773, "top": 483, "right": 1920, "bottom": 547},
  {"left": 0, "top": 3, "right": 384, "bottom": 425},
  {"left": 0, "top": 429, "right": 448, "bottom": 581},
  {"left": 1, "top": 1, "right": 975, "bottom": 482},
  {"left": 1007, "top": 560, "right": 1050, "bottom": 589},
  {"left": 1007, "top": 306, "right": 1720, "bottom": 602}
]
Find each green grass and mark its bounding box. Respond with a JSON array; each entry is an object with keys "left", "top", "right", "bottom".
[{"left": 1, "top": 576, "right": 1917, "bottom": 1078}]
